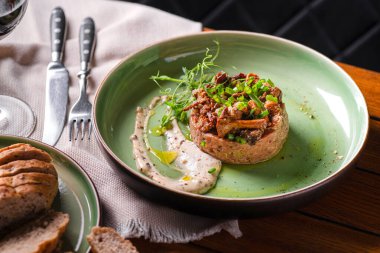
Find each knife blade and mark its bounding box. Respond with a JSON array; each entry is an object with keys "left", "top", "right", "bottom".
[{"left": 42, "top": 7, "right": 69, "bottom": 146}]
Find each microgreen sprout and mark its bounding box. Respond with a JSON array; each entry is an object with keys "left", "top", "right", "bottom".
[{"left": 150, "top": 41, "right": 221, "bottom": 128}]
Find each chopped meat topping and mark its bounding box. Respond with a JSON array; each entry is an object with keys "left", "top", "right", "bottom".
[{"left": 188, "top": 71, "right": 284, "bottom": 144}]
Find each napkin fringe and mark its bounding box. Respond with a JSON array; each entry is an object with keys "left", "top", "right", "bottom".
[{"left": 119, "top": 218, "right": 242, "bottom": 243}]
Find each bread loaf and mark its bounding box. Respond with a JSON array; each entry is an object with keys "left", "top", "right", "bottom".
[
  {"left": 0, "top": 144, "right": 52, "bottom": 165},
  {"left": 0, "top": 160, "right": 57, "bottom": 178},
  {"left": 87, "top": 227, "right": 139, "bottom": 253},
  {"left": 0, "top": 143, "right": 58, "bottom": 231},
  {"left": 0, "top": 210, "right": 69, "bottom": 253}
]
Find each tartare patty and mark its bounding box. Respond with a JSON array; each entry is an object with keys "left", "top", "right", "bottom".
[{"left": 186, "top": 71, "right": 289, "bottom": 164}]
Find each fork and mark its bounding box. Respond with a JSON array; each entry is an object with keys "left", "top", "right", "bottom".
[{"left": 68, "top": 17, "right": 96, "bottom": 141}]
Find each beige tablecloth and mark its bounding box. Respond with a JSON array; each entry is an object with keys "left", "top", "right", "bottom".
[{"left": 0, "top": 0, "right": 242, "bottom": 243}]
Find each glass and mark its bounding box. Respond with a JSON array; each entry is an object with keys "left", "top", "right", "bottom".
[{"left": 0, "top": 0, "right": 35, "bottom": 137}]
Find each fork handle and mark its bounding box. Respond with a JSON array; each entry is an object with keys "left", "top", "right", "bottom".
[
  {"left": 50, "top": 7, "right": 66, "bottom": 62},
  {"left": 79, "top": 17, "right": 96, "bottom": 73}
]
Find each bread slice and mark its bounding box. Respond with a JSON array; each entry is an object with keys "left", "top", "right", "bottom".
[
  {"left": 0, "top": 159, "right": 57, "bottom": 178},
  {"left": 0, "top": 143, "right": 26, "bottom": 153},
  {"left": 0, "top": 173, "right": 58, "bottom": 230},
  {"left": 87, "top": 227, "right": 139, "bottom": 253},
  {"left": 0, "top": 210, "right": 69, "bottom": 253},
  {"left": 0, "top": 172, "right": 57, "bottom": 188},
  {"left": 0, "top": 144, "right": 52, "bottom": 165}
]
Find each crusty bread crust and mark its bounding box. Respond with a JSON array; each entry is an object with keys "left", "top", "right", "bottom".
[
  {"left": 0, "top": 172, "right": 58, "bottom": 188},
  {"left": 0, "top": 160, "right": 57, "bottom": 178},
  {"left": 0, "top": 144, "right": 52, "bottom": 166},
  {"left": 0, "top": 182, "right": 58, "bottom": 230},
  {"left": 190, "top": 106, "right": 289, "bottom": 164},
  {"left": 0, "top": 143, "right": 26, "bottom": 153},
  {"left": 0, "top": 177, "right": 58, "bottom": 230},
  {"left": 0, "top": 183, "right": 57, "bottom": 210},
  {"left": 0, "top": 210, "right": 69, "bottom": 253},
  {"left": 87, "top": 227, "right": 139, "bottom": 253}
]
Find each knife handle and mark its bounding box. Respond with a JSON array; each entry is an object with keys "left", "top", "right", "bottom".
[
  {"left": 50, "top": 7, "right": 66, "bottom": 62},
  {"left": 79, "top": 17, "right": 96, "bottom": 72}
]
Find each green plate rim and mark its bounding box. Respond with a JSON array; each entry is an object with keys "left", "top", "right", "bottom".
[
  {"left": 0, "top": 134, "right": 101, "bottom": 252},
  {"left": 94, "top": 30, "right": 369, "bottom": 202}
]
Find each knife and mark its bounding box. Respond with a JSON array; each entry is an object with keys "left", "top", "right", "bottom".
[{"left": 42, "top": 7, "right": 69, "bottom": 146}]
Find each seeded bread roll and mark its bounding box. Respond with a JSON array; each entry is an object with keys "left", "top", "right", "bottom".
[
  {"left": 0, "top": 181, "right": 58, "bottom": 230},
  {"left": 0, "top": 160, "right": 57, "bottom": 178},
  {"left": 87, "top": 227, "right": 139, "bottom": 253},
  {"left": 0, "top": 144, "right": 58, "bottom": 231},
  {"left": 0, "top": 210, "right": 69, "bottom": 253},
  {"left": 0, "top": 172, "right": 57, "bottom": 188},
  {"left": 0, "top": 143, "right": 26, "bottom": 153},
  {"left": 0, "top": 144, "right": 51, "bottom": 165}
]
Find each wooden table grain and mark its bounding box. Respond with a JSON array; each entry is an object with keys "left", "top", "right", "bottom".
[{"left": 131, "top": 62, "right": 380, "bottom": 253}]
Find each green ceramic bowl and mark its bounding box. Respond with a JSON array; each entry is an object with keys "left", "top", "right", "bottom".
[
  {"left": 0, "top": 136, "right": 101, "bottom": 252},
  {"left": 94, "top": 31, "right": 368, "bottom": 217}
]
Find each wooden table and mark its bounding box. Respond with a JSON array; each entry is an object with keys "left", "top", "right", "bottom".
[{"left": 131, "top": 63, "right": 380, "bottom": 252}]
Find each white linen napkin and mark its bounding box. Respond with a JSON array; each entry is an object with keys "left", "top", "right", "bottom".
[{"left": 0, "top": 0, "right": 242, "bottom": 242}]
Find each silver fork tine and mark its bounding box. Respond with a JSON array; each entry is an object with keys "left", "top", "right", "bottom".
[
  {"left": 68, "top": 120, "right": 74, "bottom": 141},
  {"left": 75, "top": 119, "right": 81, "bottom": 140},
  {"left": 88, "top": 120, "right": 92, "bottom": 140},
  {"left": 80, "top": 119, "right": 86, "bottom": 140}
]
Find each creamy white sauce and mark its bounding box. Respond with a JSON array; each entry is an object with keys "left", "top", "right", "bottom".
[{"left": 130, "top": 97, "right": 222, "bottom": 194}]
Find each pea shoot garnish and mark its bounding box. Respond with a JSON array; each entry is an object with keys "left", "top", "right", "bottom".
[{"left": 151, "top": 41, "right": 221, "bottom": 128}]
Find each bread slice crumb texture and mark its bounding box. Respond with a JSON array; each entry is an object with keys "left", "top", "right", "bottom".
[
  {"left": 0, "top": 210, "right": 69, "bottom": 253},
  {"left": 87, "top": 227, "right": 139, "bottom": 253}
]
